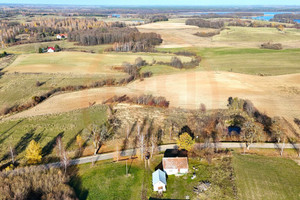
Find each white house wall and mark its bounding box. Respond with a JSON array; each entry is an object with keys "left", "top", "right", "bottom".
[
  {"left": 153, "top": 182, "right": 166, "bottom": 192},
  {"left": 165, "top": 168, "right": 188, "bottom": 175}
]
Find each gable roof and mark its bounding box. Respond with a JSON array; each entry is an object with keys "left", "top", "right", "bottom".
[
  {"left": 163, "top": 157, "right": 188, "bottom": 170},
  {"left": 152, "top": 169, "right": 167, "bottom": 185},
  {"left": 47, "top": 47, "right": 55, "bottom": 51}
]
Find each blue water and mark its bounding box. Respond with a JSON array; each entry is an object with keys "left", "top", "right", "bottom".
[
  {"left": 294, "top": 19, "right": 300, "bottom": 23},
  {"left": 112, "top": 14, "right": 121, "bottom": 18},
  {"left": 182, "top": 12, "right": 232, "bottom": 16},
  {"left": 182, "top": 11, "right": 298, "bottom": 22},
  {"left": 252, "top": 12, "right": 291, "bottom": 21}
]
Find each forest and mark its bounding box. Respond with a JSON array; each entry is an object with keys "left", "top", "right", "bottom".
[
  {"left": 68, "top": 27, "right": 162, "bottom": 51},
  {"left": 185, "top": 19, "right": 224, "bottom": 29}
]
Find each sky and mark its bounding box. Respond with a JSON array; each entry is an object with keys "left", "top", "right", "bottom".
[{"left": 0, "top": 0, "right": 300, "bottom": 6}]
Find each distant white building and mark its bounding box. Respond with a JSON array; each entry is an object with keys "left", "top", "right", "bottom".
[
  {"left": 163, "top": 157, "right": 189, "bottom": 175},
  {"left": 56, "top": 34, "right": 67, "bottom": 40},
  {"left": 152, "top": 169, "right": 167, "bottom": 192}
]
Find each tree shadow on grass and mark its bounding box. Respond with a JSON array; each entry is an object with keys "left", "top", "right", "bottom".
[
  {"left": 68, "top": 165, "right": 89, "bottom": 200},
  {"left": 66, "top": 129, "right": 83, "bottom": 150},
  {"left": 0, "top": 119, "right": 24, "bottom": 145},
  {"left": 41, "top": 132, "right": 64, "bottom": 162},
  {"left": 0, "top": 129, "right": 35, "bottom": 163}
]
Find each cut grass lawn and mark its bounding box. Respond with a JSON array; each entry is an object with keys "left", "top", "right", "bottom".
[
  {"left": 70, "top": 160, "right": 145, "bottom": 200},
  {"left": 233, "top": 153, "right": 300, "bottom": 200},
  {"left": 0, "top": 105, "right": 108, "bottom": 165},
  {"left": 69, "top": 156, "right": 235, "bottom": 200},
  {"left": 5, "top": 51, "right": 192, "bottom": 74}
]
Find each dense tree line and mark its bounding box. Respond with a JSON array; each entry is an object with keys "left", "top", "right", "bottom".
[
  {"left": 148, "top": 15, "right": 169, "bottom": 23},
  {"left": 68, "top": 27, "right": 162, "bottom": 51},
  {"left": 272, "top": 14, "right": 300, "bottom": 23},
  {"left": 0, "top": 18, "right": 125, "bottom": 47},
  {"left": 186, "top": 19, "right": 224, "bottom": 29},
  {"left": 185, "top": 12, "right": 264, "bottom": 19},
  {"left": 227, "top": 19, "right": 286, "bottom": 28}
]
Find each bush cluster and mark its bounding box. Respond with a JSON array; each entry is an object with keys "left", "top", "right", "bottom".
[
  {"left": 186, "top": 19, "right": 224, "bottom": 29},
  {"left": 103, "top": 94, "right": 169, "bottom": 108},
  {"left": 0, "top": 167, "right": 77, "bottom": 200},
  {"left": 260, "top": 42, "right": 283, "bottom": 50},
  {"left": 0, "top": 51, "right": 7, "bottom": 58}
]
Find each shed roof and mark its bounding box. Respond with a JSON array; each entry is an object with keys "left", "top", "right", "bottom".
[
  {"left": 163, "top": 157, "right": 188, "bottom": 170},
  {"left": 152, "top": 169, "right": 167, "bottom": 185}
]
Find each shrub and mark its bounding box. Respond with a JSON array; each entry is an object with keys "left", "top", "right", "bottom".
[
  {"left": 186, "top": 19, "right": 224, "bottom": 29},
  {"left": 261, "top": 42, "right": 283, "bottom": 50},
  {"left": 170, "top": 56, "right": 183, "bottom": 69},
  {"left": 194, "top": 30, "right": 221, "bottom": 37},
  {"left": 0, "top": 167, "right": 77, "bottom": 200}
]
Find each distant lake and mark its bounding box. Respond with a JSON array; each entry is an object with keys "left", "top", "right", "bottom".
[
  {"left": 181, "top": 12, "right": 232, "bottom": 15},
  {"left": 294, "top": 19, "right": 300, "bottom": 23},
  {"left": 181, "top": 11, "right": 300, "bottom": 22},
  {"left": 252, "top": 12, "right": 291, "bottom": 21}
]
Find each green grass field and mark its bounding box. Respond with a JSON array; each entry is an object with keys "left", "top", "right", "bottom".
[
  {"left": 156, "top": 47, "right": 300, "bottom": 75},
  {"left": 2, "top": 40, "right": 111, "bottom": 54},
  {"left": 5, "top": 51, "right": 191, "bottom": 74},
  {"left": 69, "top": 156, "right": 235, "bottom": 200},
  {"left": 70, "top": 160, "right": 145, "bottom": 200},
  {"left": 233, "top": 153, "right": 300, "bottom": 200},
  {"left": 0, "top": 73, "right": 127, "bottom": 108},
  {"left": 214, "top": 26, "right": 300, "bottom": 43},
  {"left": 199, "top": 47, "right": 300, "bottom": 75},
  {"left": 0, "top": 105, "right": 108, "bottom": 165}
]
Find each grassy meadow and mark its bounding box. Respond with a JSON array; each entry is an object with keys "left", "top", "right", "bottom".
[
  {"left": 233, "top": 153, "right": 300, "bottom": 200},
  {"left": 70, "top": 156, "right": 236, "bottom": 200},
  {"left": 2, "top": 40, "right": 111, "bottom": 54},
  {"left": 0, "top": 105, "right": 108, "bottom": 165},
  {"left": 214, "top": 26, "right": 300, "bottom": 43},
  {"left": 5, "top": 51, "right": 192, "bottom": 74},
  {"left": 70, "top": 160, "right": 145, "bottom": 200},
  {"left": 156, "top": 47, "right": 300, "bottom": 75},
  {"left": 0, "top": 73, "right": 128, "bottom": 108}
]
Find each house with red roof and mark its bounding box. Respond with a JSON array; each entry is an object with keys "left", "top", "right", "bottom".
[
  {"left": 163, "top": 157, "right": 189, "bottom": 175},
  {"left": 56, "top": 34, "right": 68, "bottom": 40},
  {"left": 47, "top": 47, "right": 55, "bottom": 53}
]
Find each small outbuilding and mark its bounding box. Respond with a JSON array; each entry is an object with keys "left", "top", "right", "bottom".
[{"left": 152, "top": 169, "right": 167, "bottom": 192}]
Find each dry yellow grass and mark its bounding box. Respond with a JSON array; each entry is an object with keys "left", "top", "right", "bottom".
[
  {"left": 137, "top": 21, "right": 300, "bottom": 49},
  {"left": 6, "top": 71, "right": 300, "bottom": 124}
]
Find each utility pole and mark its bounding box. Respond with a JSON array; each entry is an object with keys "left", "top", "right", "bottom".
[{"left": 126, "top": 160, "right": 128, "bottom": 176}]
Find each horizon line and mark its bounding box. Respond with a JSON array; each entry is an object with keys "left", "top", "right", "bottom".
[{"left": 1, "top": 3, "right": 300, "bottom": 7}]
